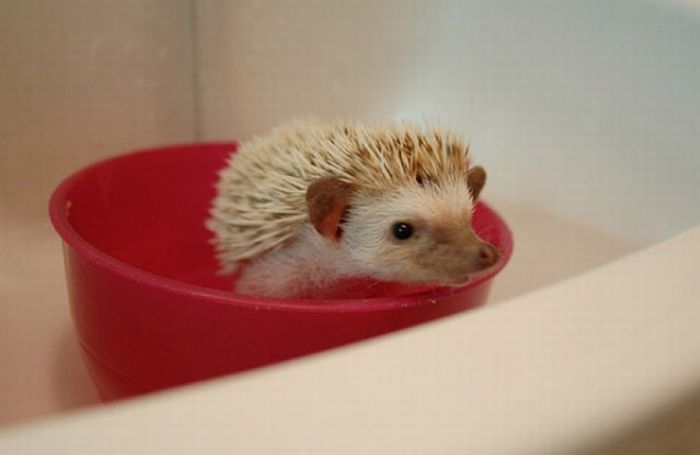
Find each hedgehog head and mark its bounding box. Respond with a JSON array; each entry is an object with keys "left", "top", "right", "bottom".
[{"left": 305, "top": 164, "right": 499, "bottom": 286}]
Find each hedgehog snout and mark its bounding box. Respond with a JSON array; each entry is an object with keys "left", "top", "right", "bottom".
[
  {"left": 431, "top": 228, "right": 500, "bottom": 283},
  {"left": 442, "top": 242, "right": 499, "bottom": 284},
  {"left": 426, "top": 243, "right": 497, "bottom": 286},
  {"left": 458, "top": 237, "right": 500, "bottom": 272}
]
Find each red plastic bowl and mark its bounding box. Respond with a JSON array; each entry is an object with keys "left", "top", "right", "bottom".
[{"left": 49, "top": 143, "right": 513, "bottom": 401}]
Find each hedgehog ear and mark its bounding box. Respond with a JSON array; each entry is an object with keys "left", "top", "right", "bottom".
[
  {"left": 306, "top": 177, "right": 355, "bottom": 242},
  {"left": 466, "top": 165, "right": 486, "bottom": 200}
]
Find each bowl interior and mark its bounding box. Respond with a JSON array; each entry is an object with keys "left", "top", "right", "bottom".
[{"left": 53, "top": 143, "right": 512, "bottom": 303}]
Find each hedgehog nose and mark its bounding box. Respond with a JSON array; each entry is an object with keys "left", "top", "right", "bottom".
[{"left": 477, "top": 242, "right": 499, "bottom": 268}]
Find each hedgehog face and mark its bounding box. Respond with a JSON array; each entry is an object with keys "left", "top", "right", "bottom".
[{"left": 341, "top": 171, "right": 499, "bottom": 286}]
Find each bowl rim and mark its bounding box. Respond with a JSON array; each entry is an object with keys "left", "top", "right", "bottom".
[{"left": 49, "top": 142, "right": 513, "bottom": 313}]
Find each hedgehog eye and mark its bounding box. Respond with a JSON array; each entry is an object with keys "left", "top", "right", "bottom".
[{"left": 391, "top": 222, "right": 414, "bottom": 240}]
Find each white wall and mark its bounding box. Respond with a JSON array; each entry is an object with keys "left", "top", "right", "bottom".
[
  {"left": 195, "top": 0, "right": 700, "bottom": 303},
  {"left": 1, "top": 0, "right": 699, "bottom": 434},
  {"left": 195, "top": 0, "right": 426, "bottom": 138},
  {"left": 0, "top": 0, "right": 195, "bottom": 425},
  {"left": 0, "top": 0, "right": 196, "bottom": 221}
]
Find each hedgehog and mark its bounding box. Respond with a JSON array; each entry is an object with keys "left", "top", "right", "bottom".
[{"left": 207, "top": 119, "right": 499, "bottom": 298}]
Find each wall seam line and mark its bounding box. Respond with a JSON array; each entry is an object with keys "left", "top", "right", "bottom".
[{"left": 189, "top": 0, "right": 202, "bottom": 140}]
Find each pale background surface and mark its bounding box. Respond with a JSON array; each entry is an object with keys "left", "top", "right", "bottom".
[
  {"left": 0, "top": 227, "right": 698, "bottom": 454},
  {"left": 0, "top": 0, "right": 195, "bottom": 425},
  {"left": 1, "top": 0, "right": 699, "bottom": 452}
]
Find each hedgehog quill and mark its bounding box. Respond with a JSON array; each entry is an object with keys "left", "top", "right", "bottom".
[{"left": 207, "top": 120, "right": 500, "bottom": 298}]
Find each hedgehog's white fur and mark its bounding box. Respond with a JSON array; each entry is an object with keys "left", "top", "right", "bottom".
[{"left": 207, "top": 119, "right": 471, "bottom": 276}]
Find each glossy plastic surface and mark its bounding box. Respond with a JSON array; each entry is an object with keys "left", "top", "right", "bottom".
[{"left": 49, "top": 143, "right": 513, "bottom": 401}]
